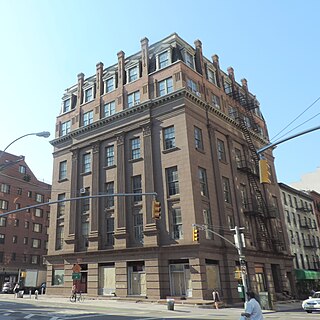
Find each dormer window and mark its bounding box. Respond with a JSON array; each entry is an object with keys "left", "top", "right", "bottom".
[
  {"left": 84, "top": 87, "right": 93, "bottom": 103},
  {"left": 105, "top": 78, "right": 115, "bottom": 93},
  {"left": 63, "top": 99, "right": 70, "bottom": 113},
  {"left": 128, "top": 66, "right": 138, "bottom": 83},
  {"left": 207, "top": 68, "right": 217, "bottom": 85},
  {"left": 185, "top": 51, "right": 194, "bottom": 69},
  {"left": 158, "top": 51, "right": 170, "bottom": 69}
]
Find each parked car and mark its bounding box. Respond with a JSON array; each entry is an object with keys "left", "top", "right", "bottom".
[
  {"left": 302, "top": 291, "right": 320, "bottom": 313},
  {"left": 1, "top": 282, "right": 14, "bottom": 294}
]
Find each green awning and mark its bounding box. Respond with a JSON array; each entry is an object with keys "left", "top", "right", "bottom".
[{"left": 295, "top": 269, "right": 320, "bottom": 280}]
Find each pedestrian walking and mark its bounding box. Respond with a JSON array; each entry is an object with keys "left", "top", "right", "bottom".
[
  {"left": 212, "top": 289, "right": 220, "bottom": 309},
  {"left": 13, "top": 283, "right": 19, "bottom": 298},
  {"left": 240, "top": 291, "right": 264, "bottom": 320}
]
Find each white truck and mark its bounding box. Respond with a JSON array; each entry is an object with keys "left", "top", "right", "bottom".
[{"left": 22, "top": 269, "right": 46, "bottom": 294}]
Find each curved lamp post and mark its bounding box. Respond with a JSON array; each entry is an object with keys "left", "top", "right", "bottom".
[{"left": 0, "top": 131, "right": 50, "bottom": 162}]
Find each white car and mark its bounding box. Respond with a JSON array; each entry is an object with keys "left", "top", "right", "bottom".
[{"left": 302, "top": 291, "right": 320, "bottom": 313}]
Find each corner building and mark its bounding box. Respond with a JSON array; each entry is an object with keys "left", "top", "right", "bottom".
[{"left": 47, "top": 33, "right": 294, "bottom": 304}]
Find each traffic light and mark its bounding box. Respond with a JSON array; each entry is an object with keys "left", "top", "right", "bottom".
[
  {"left": 152, "top": 200, "right": 161, "bottom": 219},
  {"left": 259, "top": 159, "right": 271, "bottom": 184},
  {"left": 192, "top": 227, "right": 199, "bottom": 241}
]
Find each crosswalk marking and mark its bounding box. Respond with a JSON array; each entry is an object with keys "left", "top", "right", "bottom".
[{"left": 24, "top": 315, "right": 35, "bottom": 318}]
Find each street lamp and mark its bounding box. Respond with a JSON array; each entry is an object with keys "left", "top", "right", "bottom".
[{"left": 0, "top": 131, "right": 50, "bottom": 161}]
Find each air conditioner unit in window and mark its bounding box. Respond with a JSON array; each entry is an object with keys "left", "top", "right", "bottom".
[
  {"left": 196, "top": 91, "right": 201, "bottom": 97},
  {"left": 80, "top": 188, "right": 86, "bottom": 194}
]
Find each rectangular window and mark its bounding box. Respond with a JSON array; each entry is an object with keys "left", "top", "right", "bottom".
[
  {"left": 212, "top": 94, "right": 221, "bottom": 109},
  {"left": 84, "top": 87, "right": 93, "bottom": 103},
  {"left": 82, "top": 153, "right": 91, "bottom": 173},
  {"left": 104, "top": 101, "right": 116, "bottom": 117},
  {"left": 217, "top": 139, "right": 226, "bottom": 161},
  {"left": 35, "top": 193, "right": 44, "bottom": 203},
  {"left": 25, "top": 221, "right": 29, "bottom": 229},
  {"left": 166, "top": 166, "right": 179, "bottom": 196},
  {"left": 128, "top": 91, "right": 140, "bottom": 108},
  {"left": 81, "top": 189, "right": 90, "bottom": 213},
  {"left": 222, "top": 177, "right": 232, "bottom": 204},
  {"left": 224, "top": 81, "right": 232, "bottom": 94},
  {"left": 63, "top": 99, "right": 70, "bottom": 113},
  {"left": 106, "top": 217, "right": 114, "bottom": 245},
  {"left": 59, "top": 161, "right": 67, "bottom": 180},
  {"left": 159, "top": 77, "right": 173, "bottom": 96},
  {"left": 187, "top": 78, "right": 197, "bottom": 93},
  {"left": 83, "top": 110, "right": 93, "bottom": 126},
  {"left": 14, "top": 219, "right": 19, "bottom": 227},
  {"left": 35, "top": 208, "right": 43, "bottom": 218},
  {"left": 56, "top": 225, "right": 64, "bottom": 250},
  {"left": 131, "top": 138, "right": 141, "bottom": 159},
  {"left": 105, "top": 145, "right": 115, "bottom": 167},
  {"left": 57, "top": 194, "right": 65, "bottom": 218},
  {"left": 199, "top": 167, "right": 208, "bottom": 197},
  {"left": 12, "top": 235, "right": 17, "bottom": 244},
  {"left": 163, "top": 126, "right": 175, "bottom": 150},
  {"left": 105, "top": 182, "right": 114, "bottom": 208},
  {"left": 19, "top": 165, "right": 26, "bottom": 174},
  {"left": 203, "top": 209, "right": 213, "bottom": 239},
  {"left": 132, "top": 175, "right": 142, "bottom": 202},
  {"left": 0, "top": 234, "right": 5, "bottom": 244},
  {"left": 61, "top": 121, "right": 71, "bottom": 136},
  {"left": 134, "top": 212, "right": 143, "bottom": 243},
  {"left": 105, "top": 78, "right": 115, "bottom": 93},
  {"left": 31, "top": 255, "right": 40, "bottom": 264},
  {"left": 17, "top": 188, "right": 22, "bottom": 195},
  {"left": 32, "top": 239, "right": 41, "bottom": 248},
  {"left": 194, "top": 127, "right": 203, "bottom": 150},
  {"left": 158, "top": 51, "right": 169, "bottom": 69},
  {"left": 185, "top": 51, "right": 194, "bottom": 69},
  {"left": 172, "top": 208, "right": 183, "bottom": 239},
  {"left": 33, "top": 223, "right": 42, "bottom": 233},
  {"left": 0, "top": 217, "right": 6, "bottom": 227},
  {"left": 282, "top": 192, "right": 287, "bottom": 205},
  {"left": 207, "top": 68, "right": 217, "bottom": 85},
  {"left": 0, "top": 200, "right": 8, "bottom": 210},
  {"left": 0, "top": 184, "right": 10, "bottom": 194},
  {"left": 52, "top": 268, "right": 64, "bottom": 285},
  {"left": 128, "top": 66, "right": 138, "bottom": 82}
]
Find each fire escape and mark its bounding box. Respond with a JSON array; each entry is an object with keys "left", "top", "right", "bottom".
[{"left": 226, "top": 84, "right": 282, "bottom": 252}]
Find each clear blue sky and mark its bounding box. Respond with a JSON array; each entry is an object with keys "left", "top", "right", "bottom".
[{"left": 1, "top": 0, "right": 319, "bottom": 186}]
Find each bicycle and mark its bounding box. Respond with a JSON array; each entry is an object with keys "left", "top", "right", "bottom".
[{"left": 69, "top": 291, "right": 84, "bottom": 302}]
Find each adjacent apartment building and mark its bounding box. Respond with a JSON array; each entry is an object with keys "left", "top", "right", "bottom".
[
  {"left": 47, "top": 33, "right": 294, "bottom": 304},
  {"left": 279, "top": 183, "right": 320, "bottom": 297},
  {"left": 0, "top": 152, "right": 51, "bottom": 287}
]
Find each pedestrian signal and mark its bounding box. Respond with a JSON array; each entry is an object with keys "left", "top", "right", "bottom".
[
  {"left": 192, "top": 227, "right": 199, "bottom": 241},
  {"left": 152, "top": 200, "right": 161, "bottom": 219},
  {"left": 259, "top": 159, "right": 271, "bottom": 184}
]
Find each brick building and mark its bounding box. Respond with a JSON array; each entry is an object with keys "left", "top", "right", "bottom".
[
  {"left": 0, "top": 152, "right": 51, "bottom": 287},
  {"left": 47, "top": 33, "right": 294, "bottom": 304}
]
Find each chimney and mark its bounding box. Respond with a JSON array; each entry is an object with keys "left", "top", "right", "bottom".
[
  {"left": 212, "top": 54, "right": 221, "bottom": 87},
  {"left": 96, "top": 62, "right": 104, "bottom": 97},
  {"left": 241, "top": 78, "right": 248, "bottom": 91},
  {"left": 117, "top": 51, "right": 125, "bottom": 86},
  {"left": 194, "top": 39, "right": 204, "bottom": 75},
  {"left": 77, "top": 73, "right": 84, "bottom": 106},
  {"left": 140, "top": 37, "right": 149, "bottom": 78},
  {"left": 227, "top": 67, "right": 235, "bottom": 81}
]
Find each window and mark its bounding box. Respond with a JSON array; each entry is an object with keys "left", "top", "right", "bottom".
[
  {"left": 83, "top": 110, "right": 93, "bottom": 126},
  {"left": 81, "top": 189, "right": 90, "bottom": 213},
  {"left": 106, "top": 217, "right": 114, "bottom": 246},
  {"left": 194, "top": 127, "right": 203, "bottom": 150},
  {"left": 288, "top": 195, "right": 293, "bottom": 207},
  {"left": 63, "top": 99, "right": 70, "bottom": 113},
  {"left": 292, "top": 212, "right": 296, "bottom": 226},
  {"left": 84, "top": 87, "right": 93, "bottom": 103},
  {"left": 128, "top": 91, "right": 140, "bottom": 108},
  {"left": 105, "top": 145, "right": 115, "bottom": 167},
  {"left": 104, "top": 101, "right": 116, "bottom": 117},
  {"left": 28, "top": 191, "right": 32, "bottom": 198},
  {"left": 19, "top": 165, "right": 26, "bottom": 174},
  {"left": 0, "top": 217, "right": 6, "bottom": 227},
  {"left": 166, "top": 166, "right": 179, "bottom": 196},
  {"left": 212, "top": 94, "right": 221, "bottom": 109},
  {"left": 31, "top": 255, "right": 40, "bottom": 264},
  {"left": 17, "top": 188, "right": 22, "bottom": 195},
  {"left": 217, "top": 139, "right": 226, "bottom": 161},
  {"left": 0, "top": 200, "right": 8, "bottom": 210},
  {"left": 52, "top": 268, "right": 64, "bottom": 285},
  {"left": 15, "top": 203, "right": 20, "bottom": 209},
  {"left": 199, "top": 167, "right": 208, "bottom": 197},
  {"left": 134, "top": 212, "right": 143, "bottom": 243},
  {"left": 61, "top": 121, "right": 71, "bottom": 136},
  {"left": 56, "top": 225, "right": 64, "bottom": 250},
  {"left": 172, "top": 207, "right": 183, "bottom": 239},
  {"left": 57, "top": 194, "right": 65, "bottom": 218},
  {"left": 105, "top": 78, "right": 115, "bottom": 93},
  {"left": 296, "top": 232, "right": 300, "bottom": 245},
  {"left": 33, "top": 223, "right": 42, "bottom": 233},
  {"left": 14, "top": 219, "right": 19, "bottom": 227},
  {"left": 0, "top": 184, "right": 10, "bottom": 194},
  {"left": 163, "top": 126, "right": 175, "bottom": 150},
  {"left": 203, "top": 209, "right": 213, "bottom": 239},
  {"left": 35, "top": 208, "right": 43, "bottom": 217},
  {"left": 82, "top": 153, "right": 91, "bottom": 173},
  {"left": 32, "top": 239, "right": 41, "bottom": 248},
  {"left": 25, "top": 221, "right": 29, "bottom": 229},
  {"left": 0, "top": 234, "right": 5, "bottom": 244},
  {"left": 131, "top": 138, "right": 141, "bottom": 160},
  {"left": 59, "top": 160, "right": 67, "bottom": 180},
  {"left": 158, "top": 51, "right": 169, "bottom": 69},
  {"left": 12, "top": 235, "right": 17, "bottom": 244},
  {"left": 12, "top": 253, "right": 16, "bottom": 261},
  {"left": 105, "top": 182, "right": 114, "bottom": 208},
  {"left": 132, "top": 175, "right": 142, "bottom": 202},
  {"left": 128, "top": 66, "right": 138, "bottom": 82},
  {"left": 228, "top": 106, "right": 237, "bottom": 119},
  {"left": 207, "top": 68, "right": 217, "bottom": 85},
  {"left": 224, "top": 80, "right": 232, "bottom": 94},
  {"left": 187, "top": 79, "right": 197, "bottom": 93},
  {"left": 222, "top": 177, "right": 231, "bottom": 204},
  {"left": 159, "top": 77, "right": 173, "bottom": 96},
  {"left": 282, "top": 192, "right": 287, "bottom": 205},
  {"left": 185, "top": 51, "right": 194, "bottom": 69},
  {"left": 35, "top": 193, "right": 44, "bottom": 203}
]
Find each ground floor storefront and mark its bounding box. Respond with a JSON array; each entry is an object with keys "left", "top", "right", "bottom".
[{"left": 45, "top": 246, "right": 294, "bottom": 305}]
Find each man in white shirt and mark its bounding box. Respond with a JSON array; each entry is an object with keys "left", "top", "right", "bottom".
[{"left": 241, "top": 291, "right": 264, "bottom": 320}]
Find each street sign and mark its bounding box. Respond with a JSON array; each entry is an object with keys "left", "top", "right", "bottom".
[
  {"left": 72, "top": 272, "right": 81, "bottom": 280},
  {"left": 72, "top": 264, "right": 81, "bottom": 273}
]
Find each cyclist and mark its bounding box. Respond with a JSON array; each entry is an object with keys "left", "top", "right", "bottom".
[{"left": 71, "top": 284, "right": 77, "bottom": 301}]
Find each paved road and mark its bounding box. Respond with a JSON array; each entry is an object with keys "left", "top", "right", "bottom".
[{"left": 0, "top": 294, "right": 315, "bottom": 320}]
